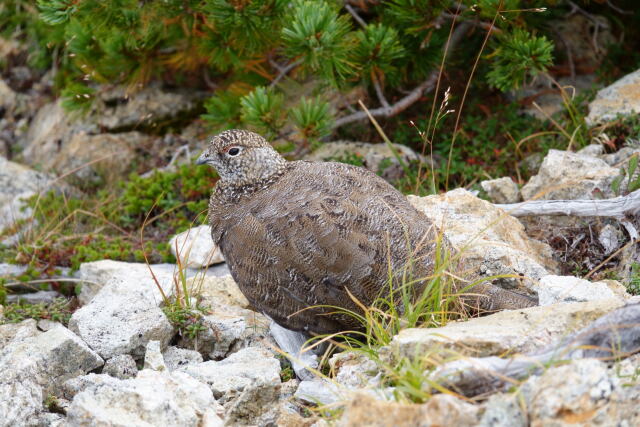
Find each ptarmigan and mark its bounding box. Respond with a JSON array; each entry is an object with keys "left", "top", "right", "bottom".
[{"left": 197, "top": 129, "right": 535, "bottom": 335}]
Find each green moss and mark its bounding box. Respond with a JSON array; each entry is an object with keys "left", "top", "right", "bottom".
[
  {"left": 8, "top": 164, "right": 217, "bottom": 274},
  {"left": 1, "top": 298, "right": 72, "bottom": 325},
  {"left": 162, "top": 302, "right": 211, "bottom": 340},
  {"left": 628, "top": 263, "right": 640, "bottom": 296}
]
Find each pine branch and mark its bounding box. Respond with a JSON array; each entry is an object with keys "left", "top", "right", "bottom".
[
  {"left": 344, "top": 4, "right": 367, "bottom": 28},
  {"left": 332, "top": 21, "right": 471, "bottom": 129},
  {"left": 269, "top": 58, "right": 303, "bottom": 88}
]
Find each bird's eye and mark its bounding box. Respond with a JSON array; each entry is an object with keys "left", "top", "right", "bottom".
[{"left": 227, "top": 147, "right": 241, "bottom": 156}]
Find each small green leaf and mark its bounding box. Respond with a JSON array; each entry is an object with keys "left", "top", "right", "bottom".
[
  {"left": 628, "top": 154, "right": 638, "bottom": 180},
  {"left": 611, "top": 174, "right": 623, "bottom": 195}
]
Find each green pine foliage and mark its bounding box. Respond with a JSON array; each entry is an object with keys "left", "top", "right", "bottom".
[
  {"left": 487, "top": 28, "right": 554, "bottom": 91},
  {"left": 21, "top": 0, "right": 558, "bottom": 139}
]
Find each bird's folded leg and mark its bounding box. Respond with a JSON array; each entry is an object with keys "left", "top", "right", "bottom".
[{"left": 269, "top": 320, "right": 319, "bottom": 381}]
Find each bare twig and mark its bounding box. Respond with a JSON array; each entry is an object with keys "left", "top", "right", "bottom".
[
  {"left": 372, "top": 76, "right": 390, "bottom": 109},
  {"left": 495, "top": 189, "right": 640, "bottom": 223},
  {"left": 344, "top": 4, "right": 367, "bottom": 28},
  {"left": 269, "top": 59, "right": 303, "bottom": 88},
  {"left": 332, "top": 21, "right": 471, "bottom": 129},
  {"left": 606, "top": 0, "right": 632, "bottom": 15}
]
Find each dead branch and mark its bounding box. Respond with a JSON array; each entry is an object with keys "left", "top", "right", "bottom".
[
  {"left": 495, "top": 190, "right": 640, "bottom": 220},
  {"left": 332, "top": 21, "right": 472, "bottom": 129},
  {"left": 432, "top": 300, "right": 640, "bottom": 397}
]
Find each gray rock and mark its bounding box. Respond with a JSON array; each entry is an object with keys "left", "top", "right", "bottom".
[
  {"left": 392, "top": 299, "right": 625, "bottom": 359},
  {"left": 521, "top": 359, "right": 620, "bottom": 425},
  {"left": 0, "top": 364, "right": 44, "bottom": 427},
  {"left": 66, "top": 370, "right": 223, "bottom": 427},
  {"left": 62, "top": 373, "right": 118, "bottom": 400},
  {"left": 337, "top": 393, "right": 479, "bottom": 427},
  {"left": 0, "top": 319, "right": 40, "bottom": 348},
  {"left": 179, "top": 302, "right": 270, "bottom": 360},
  {"left": 0, "top": 156, "right": 56, "bottom": 238},
  {"left": 537, "top": 275, "right": 629, "bottom": 305},
  {"left": 599, "top": 224, "right": 622, "bottom": 255},
  {"left": 50, "top": 131, "right": 149, "bottom": 185},
  {"left": 7, "top": 290, "right": 62, "bottom": 304},
  {"left": 35, "top": 413, "right": 66, "bottom": 427},
  {"left": 304, "top": 140, "right": 426, "bottom": 181},
  {"left": 95, "top": 85, "right": 203, "bottom": 132},
  {"left": 163, "top": 346, "right": 203, "bottom": 371},
  {"left": 0, "top": 80, "right": 16, "bottom": 113},
  {"left": 587, "top": 68, "right": 640, "bottom": 126},
  {"left": 69, "top": 275, "right": 174, "bottom": 359},
  {"left": 478, "top": 393, "right": 526, "bottom": 427},
  {"left": 578, "top": 144, "right": 606, "bottom": 157},
  {"left": 330, "top": 351, "right": 381, "bottom": 389},
  {"left": 0, "top": 263, "right": 28, "bottom": 279},
  {"left": 294, "top": 380, "right": 343, "bottom": 405},
  {"left": 480, "top": 177, "right": 520, "bottom": 204},
  {"left": 408, "top": 189, "right": 557, "bottom": 293},
  {"left": 169, "top": 225, "right": 225, "bottom": 268},
  {"left": 37, "top": 319, "right": 62, "bottom": 332},
  {"left": 0, "top": 325, "right": 103, "bottom": 396},
  {"left": 601, "top": 145, "right": 640, "bottom": 167},
  {"left": 521, "top": 149, "right": 620, "bottom": 200},
  {"left": 144, "top": 340, "right": 167, "bottom": 372},
  {"left": 178, "top": 347, "right": 280, "bottom": 424},
  {"left": 102, "top": 355, "right": 138, "bottom": 380}
]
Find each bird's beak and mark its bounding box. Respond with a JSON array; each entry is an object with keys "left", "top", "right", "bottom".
[{"left": 196, "top": 152, "right": 209, "bottom": 165}]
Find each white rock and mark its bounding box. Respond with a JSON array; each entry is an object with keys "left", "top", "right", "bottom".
[
  {"left": 62, "top": 373, "right": 118, "bottom": 400},
  {"left": 330, "top": 351, "right": 382, "bottom": 389},
  {"left": 69, "top": 276, "right": 174, "bottom": 359},
  {"left": 477, "top": 393, "right": 526, "bottom": 427},
  {"left": 577, "top": 144, "right": 605, "bottom": 157},
  {"left": 144, "top": 340, "right": 167, "bottom": 372},
  {"left": 170, "top": 225, "right": 224, "bottom": 268},
  {"left": 586, "top": 68, "right": 640, "bottom": 126},
  {"left": 77, "top": 259, "right": 230, "bottom": 305},
  {"left": 521, "top": 149, "right": 620, "bottom": 200},
  {"left": 521, "top": 359, "right": 631, "bottom": 425},
  {"left": 408, "top": 189, "right": 556, "bottom": 292},
  {"left": 163, "top": 346, "right": 203, "bottom": 371},
  {"left": 598, "top": 224, "right": 621, "bottom": 255},
  {"left": 66, "top": 370, "right": 222, "bottom": 427},
  {"left": 190, "top": 274, "right": 250, "bottom": 309},
  {"left": 178, "top": 347, "right": 280, "bottom": 424},
  {"left": 480, "top": 177, "right": 520, "bottom": 204},
  {"left": 392, "top": 299, "right": 625, "bottom": 358},
  {"left": 337, "top": 393, "right": 480, "bottom": 427},
  {"left": 102, "top": 355, "right": 138, "bottom": 380},
  {"left": 0, "top": 364, "right": 43, "bottom": 426},
  {"left": 0, "top": 319, "right": 40, "bottom": 348},
  {"left": 537, "top": 275, "right": 629, "bottom": 305},
  {"left": 77, "top": 260, "right": 178, "bottom": 305},
  {"left": 179, "top": 302, "right": 270, "bottom": 360},
  {"left": 294, "top": 380, "right": 343, "bottom": 405},
  {"left": 0, "top": 324, "right": 103, "bottom": 395}
]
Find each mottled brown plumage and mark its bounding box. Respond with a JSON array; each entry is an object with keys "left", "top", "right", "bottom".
[{"left": 198, "top": 130, "right": 534, "bottom": 335}]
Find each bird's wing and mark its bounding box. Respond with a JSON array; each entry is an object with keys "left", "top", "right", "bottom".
[{"left": 217, "top": 161, "right": 438, "bottom": 333}]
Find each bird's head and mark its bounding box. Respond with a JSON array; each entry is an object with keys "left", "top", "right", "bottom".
[{"left": 196, "top": 129, "right": 286, "bottom": 185}]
